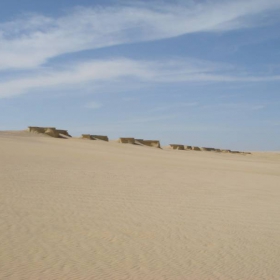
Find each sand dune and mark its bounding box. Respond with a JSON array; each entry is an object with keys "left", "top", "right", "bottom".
[{"left": 0, "top": 131, "right": 280, "bottom": 280}]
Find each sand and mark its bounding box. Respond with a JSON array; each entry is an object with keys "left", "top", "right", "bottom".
[{"left": 0, "top": 130, "right": 280, "bottom": 280}]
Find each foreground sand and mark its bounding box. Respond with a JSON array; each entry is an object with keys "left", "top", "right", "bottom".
[{"left": 0, "top": 131, "right": 279, "bottom": 280}]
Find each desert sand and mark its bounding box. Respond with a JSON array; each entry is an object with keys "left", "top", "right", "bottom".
[{"left": 0, "top": 130, "right": 280, "bottom": 280}]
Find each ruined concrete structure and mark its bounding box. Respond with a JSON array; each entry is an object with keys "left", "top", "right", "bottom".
[
  {"left": 56, "top": 130, "right": 72, "bottom": 137},
  {"left": 81, "top": 134, "right": 91, "bottom": 139},
  {"left": 169, "top": 144, "right": 185, "bottom": 150},
  {"left": 200, "top": 147, "right": 215, "bottom": 151},
  {"left": 185, "top": 146, "right": 192, "bottom": 150},
  {"left": 28, "top": 126, "right": 46, "bottom": 133},
  {"left": 27, "top": 126, "right": 250, "bottom": 155},
  {"left": 45, "top": 128, "right": 60, "bottom": 138},
  {"left": 118, "top": 138, "right": 135, "bottom": 144},
  {"left": 136, "top": 139, "right": 161, "bottom": 148},
  {"left": 92, "top": 135, "right": 109, "bottom": 141},
  {"left": 28, "top": 127, "right": 71, "bottom": 138},
  {"left": 81, "top": 134, "right": 108, "bottom": 141},
  {"left": 162, "top": 141, "right": 250, "bottom": 155},
  {"left": 117, "top": 138, "right": 161, "bottom": 148}
]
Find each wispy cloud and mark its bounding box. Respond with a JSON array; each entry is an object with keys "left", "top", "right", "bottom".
[
  {"left": 0, "top": 59, "right": 155, "bottom": 98},
  {"left": 1, "top": 0, "right": 280, "bottom": 70},
  {"left": 0, "top": 58, "right": 280, "bottom": 98}
]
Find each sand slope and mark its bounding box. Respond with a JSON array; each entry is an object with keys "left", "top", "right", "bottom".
[{"left": 0, "top": 131, "right": 280, "bottom": 280}]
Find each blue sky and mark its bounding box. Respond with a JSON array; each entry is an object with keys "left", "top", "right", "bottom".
[{"left": 0, "top": 0, "right": 280, "bottom": 150}]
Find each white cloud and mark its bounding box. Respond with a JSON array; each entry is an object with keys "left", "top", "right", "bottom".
[
  {"left": 0, "top": 0, "right": 280, "bottom": 70},
  {"left": 0, "top": 59, "right": 155, "bottom": 98},
  {"left": 0, "top": 58, "right": 280, "bottom": 98}
]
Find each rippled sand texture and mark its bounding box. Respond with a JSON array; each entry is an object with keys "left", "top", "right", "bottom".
[{"left": 0, "top": 131, "right": 280, "bottom": 280}]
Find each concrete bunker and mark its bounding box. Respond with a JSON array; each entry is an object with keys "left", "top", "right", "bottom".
[
  {"left": 118, "top": 138, "right": 135, "bottom": 144},
  {"left": 56, "top": 130, "right": 72, "bottom": 137},
  {"left": 82, "top": 134, "right": 108, "bottom": 141},
  {"left": 91, "top": 135, "right": 109, "bottom": 141},
  {"left": 200, "top": 147, "right": 215, "bottom": 151},
  {"left": 28, "top": 126, "right": 68, "bottom": 138},
  {"left": 221, "top": 149, "right": 231, "bottom": 153},
  {"left": 170, "top": 144, "right": 185, "bottom": 150},
  {"left": 135, "top": 139, "right": 161, "bottom": 148},
  {"left": 44, "top": 128, "right": 60, "bottom": 138},
  {"left": 28, "top": 126, "right": 47, "bottom": 134},
  {"left": 81, "top": 134, "right": 92, "bottom": 139}
]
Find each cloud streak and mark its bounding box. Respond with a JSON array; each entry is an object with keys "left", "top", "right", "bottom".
[
  {"left": 0, "top": 58, "right": 280, "bottom": 98},
  {"left": 1, "top": 0, "right": 280, "bottom": 70}
]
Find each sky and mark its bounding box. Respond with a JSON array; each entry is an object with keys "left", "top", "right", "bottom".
[{"left": 0, "top": 0, "right": 279, "bottom": 151}]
